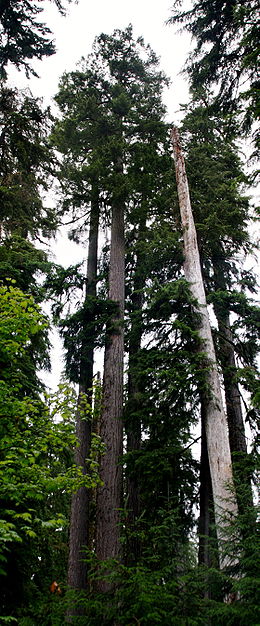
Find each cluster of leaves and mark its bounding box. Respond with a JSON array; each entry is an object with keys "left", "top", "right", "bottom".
[{"left": 0, "top": 283, "right": 103, "bottom": 620}]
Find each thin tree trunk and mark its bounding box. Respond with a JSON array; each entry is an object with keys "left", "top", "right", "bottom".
[
  {"left": 211, "top": 274, "right": 254, "bottom": 513},
  {"left": 96, "top": 157, "right": 125, "bottom": 578},
  {"left": 212, "top": 263, "right": 248, "bottom": 457},
  {"left": 217, "top": 312, "right": 247, "bottom": 451},
  {"left": 198, "top": 398, "right": 215, "bottom": 570},
  {"left": 171, "top": 127, "right": 238, "bottom": 569},
  {"left": 67, "top": 186, "right": 99, "bottom": 594},
  {"left": 125, "top": 209, "right": 147, "bottom": 564}
]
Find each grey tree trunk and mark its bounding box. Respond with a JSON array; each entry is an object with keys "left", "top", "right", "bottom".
[
  {"left": 96, "top": 158, "right": 125, "bottom": 576},
  {"left": 171, "top": 127, "right": 238, "bottom": 569},
  {"left": 67, "top": 187, "right": 99, "bottom": 594}
]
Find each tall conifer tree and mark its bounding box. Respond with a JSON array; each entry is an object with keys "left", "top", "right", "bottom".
[{"left": 171, "top": 126, "right": 238, "bottom": 569}]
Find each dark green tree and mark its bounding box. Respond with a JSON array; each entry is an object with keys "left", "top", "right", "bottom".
[
  {"left": 52, "top": 26, "right": 172, "bottom": 598},
  {"left": 53, "top": 28, "right": 220, "bottom": 616},
  {"left": 169, "top": 0, "right": 259, "bottom": 147},
  {"left": 0, "top": 0, "right": 74, "bottom": 79},
  {"left": 178, "top": 101, "right": 259, "bottom": 575},
  {"left": 0, "top": 86, "right": 57, "bottom": 300}
]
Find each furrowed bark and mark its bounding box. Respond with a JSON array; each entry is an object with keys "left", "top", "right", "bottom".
[
  {"left": 96, "top": 157, "right": 125, "bottom": 581},
  {"left": 125, "top": 208, "right": 147, "bottom": 564},
  {"left": 171, "top": 127, "right": 238, "bottom": 569},
  {"left": 67, "top": 187, "right": 99, "bottom": 596}
]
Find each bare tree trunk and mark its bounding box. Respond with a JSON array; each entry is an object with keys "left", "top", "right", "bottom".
[
  {"left": 171, "top": 127, "right": 238, "bottom": 569},
  {"left": 67, "top": 186, "right": 99, "bottom": 595},
  {"left": 96, "top": 158, "right": 125, "bottom": 579}
]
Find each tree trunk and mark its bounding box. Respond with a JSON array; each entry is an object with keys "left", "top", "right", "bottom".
[
  {"left": 216, "top": 312, "right": 247, "bottom": 450},
  {"left": 67, "top": 186, "right": 99, "bottom": 594},
  {"left": 212, "top": 270, "right": 254, "bottom": 513},
  {"left": 171, "top": 127, "right": 238, "bottom": 569},
  {"left": 96, "top": 157, "right": 125, "bottom": 578},
  {"left": 125, "top": 209, "right": 147, "bottom": 564},
  {"left": 198, "top": 398, "right": 215, "bottom": 569}
]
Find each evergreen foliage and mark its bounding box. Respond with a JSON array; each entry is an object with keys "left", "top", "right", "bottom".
[
  {"left": 49, "top": 25, "right": 259, "bottom": 623},
  {"left": 0, "top": 0, "right": 74, "bottom": 78},
  {"left": 168, "top": 0, "right": 259, "bottom": 147},
  {"left": 0, "top": 4, "right": 258, "bottom": 622}
]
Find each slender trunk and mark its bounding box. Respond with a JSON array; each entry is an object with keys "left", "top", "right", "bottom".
[
  {"left": 171, "top": 127, "right": 238, "bottom": 569},
  {"left": 67, "top": 187, "right": 99, "bottom": 593},
  {"left": 198, "top": 398, "right": 215, "bottom": 569},
  {"left": 198, "top": 396, "right": 220, "bottom": 602},
  {"left": 212, "top": 264, "right": 247, "bottom": 457},
  {"left": 125, "top": 210, "right": 147, "bottom": 564},
  {"left": 96, "top": 157, "right": 125, "bottom": 575},
  {"left": 88, "top": 371, "right": 102, "bottom": 551},
  {"left": 216, "top": 312, "right": 247, "bottom": 453},
  {"left": 212, "top": 271, "right": 254, "bottom": 512}
]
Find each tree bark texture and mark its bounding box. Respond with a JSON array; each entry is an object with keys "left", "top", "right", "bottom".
[
  {"left": 125, "top": 209, "right": 147, "bottom": 564},
  {"left": 171, "top": 127, "right": 238, "bottom": 569},
  {"left": 67, "top": 188, "right": 99, "bottom": 593},
  {"left": 96, "top": 167, "right": 125, "bottom": 569}
]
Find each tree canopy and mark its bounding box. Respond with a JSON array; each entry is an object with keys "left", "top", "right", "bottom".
[
  {"left": 169, "top": 0, "right": 259, "bottom": 147},
  {"left": 0, "top": 4, "right": 259, "bottom": 624}
]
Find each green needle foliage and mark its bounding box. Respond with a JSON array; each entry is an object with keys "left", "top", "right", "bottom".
[
  {"left": 168, "top": 0, "right": 259, "bottom": 148},
  {"left": 0, "top": 0, "right": 75, "bottom": 79},
  {"left": 0, "top": 86, "right": 56, "bottom": 241},
  {"left": 0, "top": 3, "right": 258, "bottom": 620}
]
